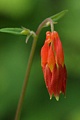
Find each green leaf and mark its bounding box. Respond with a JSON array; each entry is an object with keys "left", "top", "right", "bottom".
[
  {"left": 0, "top": 27, "right": 33, "bottom": 36},
  {"left": 0, "top": 10, "right": 68, "bottom": 35},
  {"left": 51, "top": 10, "right": 68, "bottom": 22},
  {"left": 0, "top": 27, "right": 30, "bottom": 35},
  {"left": 0, "top": 28, "right": 23, "bottom": 35},
  {"left": 44, "top": 10, "right": 68, "bottom": 28}
]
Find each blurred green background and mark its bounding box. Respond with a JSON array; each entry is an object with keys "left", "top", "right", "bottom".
[{"left": 0, "top": 0, "right": 80, "bottom": 120}]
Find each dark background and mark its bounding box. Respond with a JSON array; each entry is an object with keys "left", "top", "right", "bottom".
[{"left": 0, "top": 0, "right": 80, "bottom": 120}]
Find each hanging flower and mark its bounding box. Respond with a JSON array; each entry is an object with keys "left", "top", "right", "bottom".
[{"left": 41, "top": 31, "right": 67, "bottom": 101}]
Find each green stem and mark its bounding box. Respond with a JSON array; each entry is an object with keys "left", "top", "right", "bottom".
[
  {"left": 14, "top": 36, "right": 37, "bottom": 120},
  {"left": 14, "top": 18, "right": 53, "bottom": 120},
  {"left": 36, "top": 18, "right": 54, "bottom": 34}
]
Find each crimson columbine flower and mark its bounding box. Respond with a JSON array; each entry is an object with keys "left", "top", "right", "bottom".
[{"left": 41, "top": 31, "right": 67, "bottom": 101}]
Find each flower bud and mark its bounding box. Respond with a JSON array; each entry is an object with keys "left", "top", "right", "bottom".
[{"left": 41, "top": 31, "right": 67, "bottom": 100}]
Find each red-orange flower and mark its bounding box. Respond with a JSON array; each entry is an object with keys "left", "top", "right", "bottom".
[{"left": 41, "top": 31, "right": 67, "bottom": 100}]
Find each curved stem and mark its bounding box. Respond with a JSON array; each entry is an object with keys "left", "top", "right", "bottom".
[
  {"left": 14, "top": 36, "right": 37, "bottom": 120},
  {"left": 14, "top": 18, "right": 53, "bottom": 120},
  {"left": 36, "top": 18, "right": 54, "bottom": 34}
]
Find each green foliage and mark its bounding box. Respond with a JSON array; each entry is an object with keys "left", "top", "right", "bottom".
[
  {"left": 0, "top": 28, "right": 23, "bottom": 35},
  {"left": 0, "top": 10, "right": 68, "bottom": 36},
  {"left": 51, "top": 10, "right": 68, "bottom": 22},
  {"left": 0, "top": 28, "right": 32, "bottom": 36}
]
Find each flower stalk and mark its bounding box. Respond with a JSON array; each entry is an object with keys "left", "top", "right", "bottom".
[
  {"left": 14, "top": 36, "right": 37, "bottom": 120},
  {"left": 15, "top": 18, "right": 54, "bottom": 120}
]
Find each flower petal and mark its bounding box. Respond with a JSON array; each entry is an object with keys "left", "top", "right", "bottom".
[
  {"left": 47, "top": 45, "right": 55, "bottom": 72},
  {"left": 41, "top": 42, "right": 49, "bottom": 67},
  {"left": 60, "top": 64, "right": 67, "bottom": 94},
  {"left": 46, "top": 31, "right": 51, "bottom": 43},
  {"left": 42, "top": 65, "right": 52, "bottom": 95},
  {"left": 51, "top": 65, "right": 60, "bottom": 98},
  {"left": 51, "top": 31, "right": 64, "bottom": 65}
]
